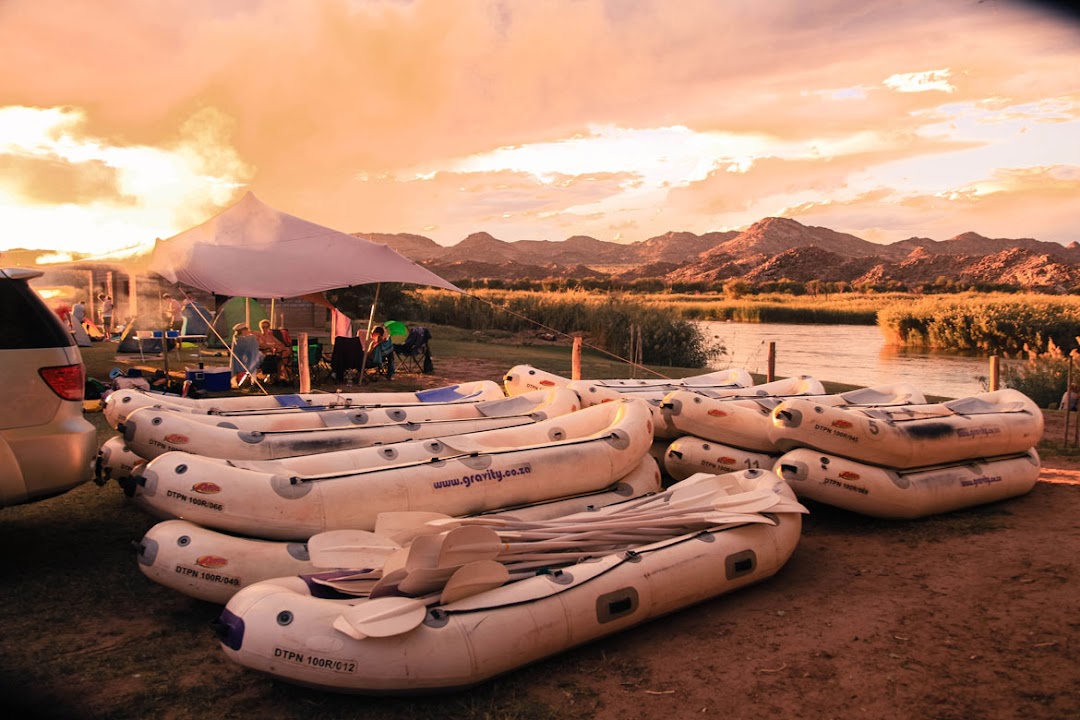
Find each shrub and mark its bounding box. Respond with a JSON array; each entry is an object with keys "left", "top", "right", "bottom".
[{"left": 1000, "top": 338, "right": 1080, "bottom": 408}]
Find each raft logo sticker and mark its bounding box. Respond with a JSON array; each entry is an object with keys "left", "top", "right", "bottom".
[
  {"left": 960, "top": 474, "right": 1003, "bottom": 488},
  {"left": 717, "top": 456, "right": 737, "bottom": 465},
  {"left": 192, "top": 482, "right": 222, "bottom": 495},
  {"left": 196, "top": 555, "right": 228, "bottom": 569},
  {"left": 831, "top": 420, "right": 854, "bottom": 429},
  {"left": 539, "top": 380, "right": 557, "bottom": 387},
  {"left": 707, "top": 409, "right": 729, "bottom": 418},
  {"left": 432, "top": 463, "right": 532, "bottom": 490},
  {"left": 839, "top": 471, "right": 861, "bottom": 481},
  {"left": 163, "top": 433, "right": 189, "bottom": 445}
]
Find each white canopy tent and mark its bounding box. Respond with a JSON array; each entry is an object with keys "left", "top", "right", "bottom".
[
  {"left": 149, "top": 192, "right": 461, "bottom": 390},
  {"left": 150, "top": 191, "right": 460, "bottom": 297}
]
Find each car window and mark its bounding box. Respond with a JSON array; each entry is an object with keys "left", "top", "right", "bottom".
[{"left": 0, "top": 279, "right": 74, "bottom": 350}]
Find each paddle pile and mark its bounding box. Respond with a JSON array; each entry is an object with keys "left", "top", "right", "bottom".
[{"left": 300, "top": 473, "right": 807, "bottom": 638}]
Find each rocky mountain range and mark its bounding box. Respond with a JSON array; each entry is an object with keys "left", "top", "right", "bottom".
[{"left": 359, "top": 217, "right": 1080, "bottom": 289}]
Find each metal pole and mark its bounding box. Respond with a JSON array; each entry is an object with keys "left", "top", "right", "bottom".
[{"left": 358, "top": 283, "right": 381, "bottom": 385}]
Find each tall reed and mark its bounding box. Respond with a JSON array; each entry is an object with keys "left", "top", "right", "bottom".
[
  {"left": 878, "top": 293, "right": 1080, "bottom": 354},
  {"left": 415, "top": 289, "right": 720, "bottom": 367}
]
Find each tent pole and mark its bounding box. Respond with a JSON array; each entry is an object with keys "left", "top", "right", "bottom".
[
  {"left": 270, "top": 298, "right": 276, "bottom": 328},
  {"left": 358, "top": 283, "right": 381, "bottom": 386}
]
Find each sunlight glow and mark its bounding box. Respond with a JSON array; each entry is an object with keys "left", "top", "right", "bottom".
[{"left": 0, "top": 105, "right": 251, "bottom": 256}]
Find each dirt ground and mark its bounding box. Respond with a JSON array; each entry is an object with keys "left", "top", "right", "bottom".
[{"left": 4, "top": 358, "right": 1078, "bottom": 719}]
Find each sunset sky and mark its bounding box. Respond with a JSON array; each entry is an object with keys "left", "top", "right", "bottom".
[{"left": 1, "top": 0, "right": 1078, "bottom": 259}]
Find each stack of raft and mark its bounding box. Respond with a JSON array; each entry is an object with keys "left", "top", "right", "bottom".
[
  {"left": 97, "top": 373, "right": 811, "bottom": 691},
  {"left": 97, "top": 363, "right": 1044, "bottom": 694},
  {"left": 505, "top": 364, "right": 1043, "bottom": 519}
]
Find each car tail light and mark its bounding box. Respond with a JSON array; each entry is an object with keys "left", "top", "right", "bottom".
[{"left": 39, "top": 364, "right": 86, "bottom": 401}]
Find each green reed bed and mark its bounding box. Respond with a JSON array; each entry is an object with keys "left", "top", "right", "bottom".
[
  {"left": 877, "top": 293, "right": 1080, "bottom": 355},
  {"left": 415, "top": 289, "right": 720, "bottom": 367},
  {"left": 634, "top": 291, "right": 907, "bottom": 324}
]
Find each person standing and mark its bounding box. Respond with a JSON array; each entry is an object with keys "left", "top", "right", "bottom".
[
  {"left": 162, "top": 293, "right": 182, "bottom": 331},
  {"left": 100, "top": 294, "right": 114, "bottom": 337}
]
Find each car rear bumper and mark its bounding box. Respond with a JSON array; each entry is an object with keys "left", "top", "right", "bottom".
[{"left": 0, "top": 415, "right": 97, "bottom": 508}]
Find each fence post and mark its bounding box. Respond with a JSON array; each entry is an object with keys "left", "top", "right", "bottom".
[
  {"left": 989, "top": 355, "right": 999, "bottom": 392},
  {"left": 767, "top": 342, "right": 776, "bottom": 383},
  {"left": 299, "top": 331, "right": 311, "bottom": 393},
  {"left": 572, "top": 335, "right": 582, "bottom": 380}
]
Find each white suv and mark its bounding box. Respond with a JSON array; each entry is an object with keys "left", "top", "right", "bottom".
[{"left": 0, "top": 267, "right": 97, "bottom": 507}]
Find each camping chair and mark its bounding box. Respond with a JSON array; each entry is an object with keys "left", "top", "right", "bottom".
[
  {"left": 364, "top": 337, "right": 396, "bottom": 381},
  {"left": 290, "top": 340, "right": 330, "bottom": 385},
  {"left": 395, "top": 326, "right": 432, "bottom": 374},
  {"left": 231, "top": 334, "right": 264, "bottom": 388}
]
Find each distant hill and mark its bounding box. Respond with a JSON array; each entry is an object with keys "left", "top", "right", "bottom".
[
  {"left": 364, "top": 217, "right": 1079, "bottom": 290},
  {"left": 7, "top": 216, "right": 1078, "bottom": 292}
]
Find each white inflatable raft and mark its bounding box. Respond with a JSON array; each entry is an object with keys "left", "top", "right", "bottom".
[
  {"left": 664, "top": 436, "right": 780, "bottom": 482},
  {"left": 118, "top": 388, "right": 580, "bottom": 462},
  {"left": 660, "top": 382, "right": 925, "bottom": 452},
  {"left": 104, "top": 380, "right": 506, "bottom": 428},
  {"left": 503, "top": 364, "right": 752, "bottom": 397},
  {"left": 135, "top": 456, "right": 663, "bottom": 604},
  {"left": 129, "top": 399, "right": 654, "bottom": 540},
  {"left": 775, "top": 447, "right": 1041, "bottom": 518},
  {"left": 769, "top": 389, "right": 1043, "bottom": 469},
  {"left": 95, "top": 435, "right": 146, "bottom": 484},
  {"left": 214, "top": 469, "right": 805, "bottom": 693},
  {"left": 573, "top": 376, "right": 825, "bottom": 440}
]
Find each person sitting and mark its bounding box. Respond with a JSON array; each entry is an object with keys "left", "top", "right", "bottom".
[
  {"left": 364, "top": 325, "right": 395, "bottom": 380},
  {"left": 230, "top": 323, "right": 264, "bottom": 387},
  {"left": 255, "top": 319, "right": 290, "bottom": 382}
]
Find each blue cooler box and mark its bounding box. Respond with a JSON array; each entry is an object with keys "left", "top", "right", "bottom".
[{"left": 186, "top": 366, "right": 231, "bottom": 392}]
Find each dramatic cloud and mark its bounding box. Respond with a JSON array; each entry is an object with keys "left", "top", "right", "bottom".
[{"left": 0, "top": 0, "right": 1077, "bottom": 254}]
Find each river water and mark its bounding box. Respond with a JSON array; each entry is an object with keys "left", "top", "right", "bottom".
[{"left": 701, "top": 321, "right": 993, "bottom": 399}]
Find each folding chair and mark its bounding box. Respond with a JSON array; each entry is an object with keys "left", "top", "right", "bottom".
[
  {"left": 394, "top": 326, "right": 432, "bottom": 374},
  {"left": 364, "top": 338, "right": 396, "bottom": 381},
  {"left": 291, "top": 341, "right": 330, "bottom": 385}
]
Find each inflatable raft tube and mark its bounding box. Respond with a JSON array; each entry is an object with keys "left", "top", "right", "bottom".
[
  {"left": 129, "top": 399, "right": 654, "bottom": 539},
  {"left": 660, "top": 382, "right": 925, "bottom": 452},
  {"left": 663, "top": 436, "right": 780, "bottom": 482},
  {"left": 117, "top": 399, "right": 659, "bottom": 499},
  {"left": 504, "top": 364, "right": 752, "bottom": 397},
  {"left": 118, "top": 389, "right": 581, "bottom": 462},
  {"left": 769, "top": 389, "right": 1043, "bottom": 469},
  {"left": 215, "top": 468, "right": 802, "bottom": 694},
  {"left": 572, "top": 376, "right": 824, "bottom": 440},
  {"left": 134, "top": 456, "right": 663, "bottom": 604},
  {"left": 775, "top": 446, "right": 1041, "bottom": 518},
  {"left": 95, "top": 435, "right": 146, "bottom": 484},
  {"left": 104, "top": 380, "right": 506, "bottom": 428}
]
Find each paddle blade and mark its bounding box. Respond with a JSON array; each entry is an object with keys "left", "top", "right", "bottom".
[
  {"left": 374, "top": 511, "right": 454, "bottom": 545},
  {"left": 307, "top": 530, "right": 400, "bottom": 569},
  {"left": 440, "top": 560, "right": 510, "bottom": 604},
  {"left": 333, "top": 596, "right": 427, "bottom": 639},
  {"left": 436, "top": 526, "right": 503, "bottom": 567}
]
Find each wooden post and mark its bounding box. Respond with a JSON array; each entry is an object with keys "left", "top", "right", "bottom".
[
  {"left": 86, "top": 270, "right": 95, "bottom": 326},
  {"left": 767, "top": 342, "right": 776, "bottom": 382},
  {"left": 129, "top": 274, "right": 138, "bottom": 318},
  {"left": 1064, "top": 357, "right": 1072, "bottom": 448},
  {"left": 989, "top": 356, "right": 999, "bottom": 392},
  {"left": 572, "top": 335, "right": 582, "bottom": 380},
  {"left": 298, "top": 332, "right": 311, "bottom": 394}
]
